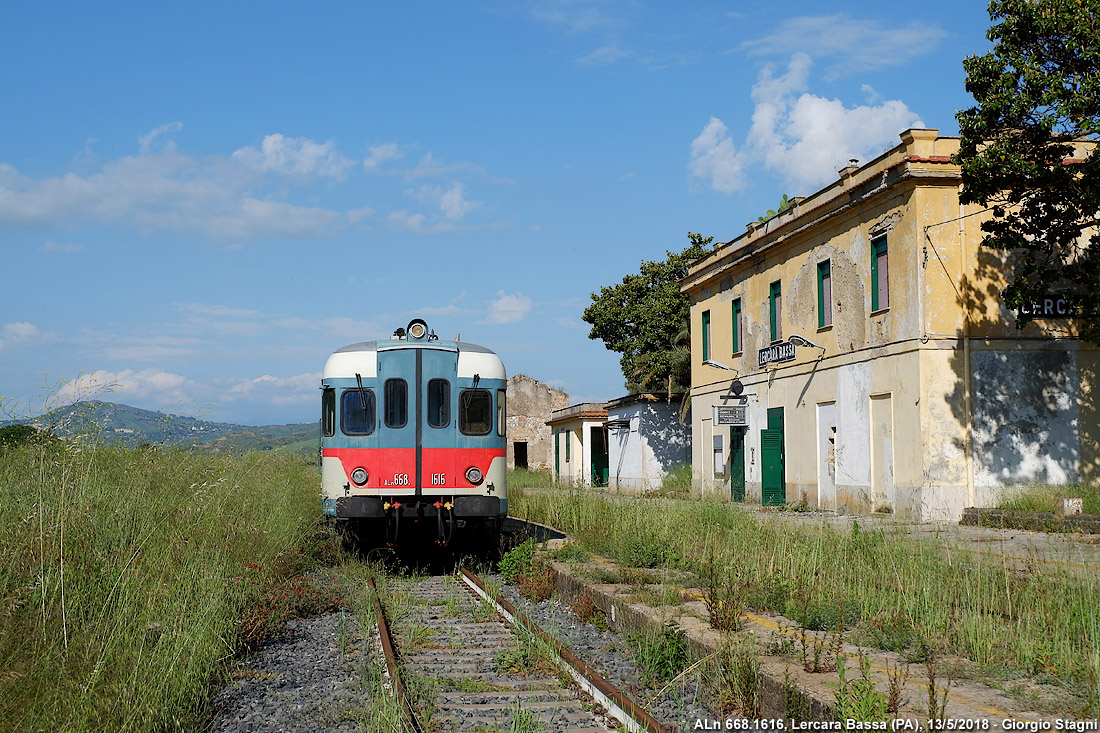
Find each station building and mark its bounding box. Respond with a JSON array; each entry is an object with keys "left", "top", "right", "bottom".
[{"left": 682, "top": 128, "right": 1099, "bottom": 520}]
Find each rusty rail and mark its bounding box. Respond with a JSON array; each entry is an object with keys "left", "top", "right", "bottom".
[
  {"left": 458, "top": 566, "right": 669, "bottom": 733},
  {"left": 367, "top": 576, "right": 422, "bottom": 733}
]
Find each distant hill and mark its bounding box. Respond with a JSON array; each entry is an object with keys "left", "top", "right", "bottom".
[{"left": 6, "top": 401, "right": 317, "bottom": 456}]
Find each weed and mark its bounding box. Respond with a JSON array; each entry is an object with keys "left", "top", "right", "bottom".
[
  {"left": 508, "top": 697, "right": 548, "bottom": 732},
  {"left": 711, "top": 633, "right": 760, "bottom": 717},
  {"left": 238, "top": 573, "right": 346, "bottom": 645},
  {"left": 495, "top": 628, "right": 553, "bottom": 677},
  {"left": 401, "top": 622, "right": 436, "bottom": 652},
  {"left": 518, "top": 565, "right": 554, "bottom": 602},
  {"left": 924, "top": 646, "right": 953, "bottom": 721},
  {"left": 831, "top": 653, "right": 888, "bottom": 721},
  {"left": 783, "top": 667, "right": 811, "bottom": 720},
  {"left": 570, "top": 589, "right": 598, "bottom": 623},
  {"left": 499, "top": 539, "right": 537, "bottom": 584},
  {"left": 627, "top": 622, "right": 689, "bottom": 687},
  {"left": 548, "top": 542, "right": 590, "bottom": 564},
  {"left": 886, "top": 659, "right": 910, "bottom": 714},
  {"left": 703, "top": 558, "right": 745, "bottom": 632},
  {"left": 622, "top": 534, "right": 680, "bottom": 568},
  {"left": 509, "top": 485, "right": 1100, "bottom": 708}
]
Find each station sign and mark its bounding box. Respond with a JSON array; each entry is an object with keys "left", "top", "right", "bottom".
[
  {"left": 713, "top": 404, "right": 747, "bottom": 426},
  {"left": 1017, "top": 296, "right": 1078, "bottom": 319},
  {"left": 758, "top": 340, "right": 796, "bottom": 368}
]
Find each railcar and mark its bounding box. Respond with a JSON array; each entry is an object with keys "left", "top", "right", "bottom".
[{"left": 319, "top": 318, "right": 507, "bottom": 547}]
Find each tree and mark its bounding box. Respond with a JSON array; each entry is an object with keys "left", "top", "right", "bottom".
[
  {"left": 955, "top": 0, "right": 1100, "bottom": 341},
  {"left": 582, "top": 233, "right": 715, "bottom": 394}
]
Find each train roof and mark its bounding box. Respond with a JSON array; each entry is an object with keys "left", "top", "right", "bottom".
[
  {"left": 323, "top": 337, "right": 504, "bottom": 381},
  {"left": 331, "top": 338, "right": 496, "bottom": 355}
]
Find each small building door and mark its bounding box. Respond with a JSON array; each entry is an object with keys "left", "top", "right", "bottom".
[
  {"left": 513, "top": 441, "right": 528, "bottom": 470},
  {"left": 590, "top": 426, "right": 609, "bottom": 487},
  {"left": 761, "top": 407, "right": 786, "bottom": 506},
  {"left": 730, "top": 426, "right": 746, "bottom": 502}
]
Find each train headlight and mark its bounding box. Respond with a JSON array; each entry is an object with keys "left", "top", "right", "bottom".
[
  {"left": 351, "top": 468, "right": 369, "bottom": 486},
  {"left": 465, "top": 466, "right": 484, "bottom": 485},
  {"left": 407, "top": 319, "right": 428, "bottom": 340}
]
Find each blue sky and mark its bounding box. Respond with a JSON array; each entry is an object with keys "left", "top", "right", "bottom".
[{"left": 1, "top": 1, "right": 993, "bottom": 425}]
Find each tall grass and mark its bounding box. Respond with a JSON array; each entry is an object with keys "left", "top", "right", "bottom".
[
  {"left": 512, "top": 487, "right": 1100, "bottom": 705},
  {"left": 996, "top": 483, "right": 1100, "bottom": 515},
  {"left": 0, "top": 439, "right": 322, "bottom": 731}
]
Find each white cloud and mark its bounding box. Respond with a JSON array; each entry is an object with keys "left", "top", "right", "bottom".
[
  {"left": 363, "top": 143, "right": 401, "bottom": 170},
  {"left": 226, "top": 372, "right": 320, "bottom": 405},
  {"left": 41, "top": 240, "right": 84, "bottom": 254},
  {"left": 481, "top": 291, "right": 533, "bottom": 324},
  {"left": 175, "top": 302, "right": 262, "bottom": 318},
  {"left": 0, "top": 151, "right": 344, "bottom": 240},
  {"left": 403, "top": 153, "right": 481, "bottom": 181},
  {"left": 439, "top": 183, "right": 482, "bottom": 220},
  {"left": 389, "top": 209, "right": 430, "bottom": 232},
  {"left": 56, "top": 368, "right": 199, "bottom": 406},
  {"left": 578, "top": 45, "right": 629, "bottom": 65},
  {"left": 741, "top": 14, "right": 947, "bottom": 80},
  {"left": 0, "top": 322, "right": 43, "bottom": 352},
  {"left": 232, "top": 133, "right": 354, "bottom": 179},
  {"left": 138, "top": 122, "right": 183, "bottom": 154},
  {"left": 689, "top": 117, "right": 746, "bottom": 194},
  {"left": 690, "top": 53, "right": 923, "bottom": 194},
  {"left": 529, "top": 0, "right": 623, "bottom": 34}
]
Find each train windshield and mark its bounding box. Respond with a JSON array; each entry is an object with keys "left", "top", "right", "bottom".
[
  {"left": 341, "top": 389, "right": 376, "bottom": 435},
  {"left": 427, "top": 379, "right": 450, "bottom": 428},
  {"left": 384, "top": 379, "right": 408, "bottom": 428},
  {"left": 321, "top": 387, "right": 335, "bottom": 437},
  {"left": 459, "top": 389, "right": 492, "bottom": 435}
]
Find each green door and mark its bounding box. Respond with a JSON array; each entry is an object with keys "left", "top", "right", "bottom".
[
  {"left": 590, "top": 426, "right": 609, "bottom": 487},
  {"left": 761, "top": 407, "right": 786, "bottom": 506},
  {"left": 730, "top": 427, "right": 746, "bottom": 502}
]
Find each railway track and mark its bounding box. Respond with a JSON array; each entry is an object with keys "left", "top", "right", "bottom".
[{"left": 369, "top": 568, "right": 667, "bottom": 733}]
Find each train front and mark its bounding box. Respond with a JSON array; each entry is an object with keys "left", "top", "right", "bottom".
[{"left": 319, "top": 319, "right": 507, "bottom": 547}]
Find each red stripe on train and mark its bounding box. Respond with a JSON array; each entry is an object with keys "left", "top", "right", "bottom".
[{"left": 321, "top": 447, "right": 504, "bottom": 489}]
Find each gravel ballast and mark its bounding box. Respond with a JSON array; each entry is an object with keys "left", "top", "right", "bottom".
[{"left": 209, "top": 571, "right": 727, "bottom": 732}]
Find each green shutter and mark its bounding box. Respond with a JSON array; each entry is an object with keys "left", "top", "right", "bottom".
[
  {"left": 704, "top": 308, "right": 712, "bottom": 363},
  {"left": 871, "top": 236, "right": 887, "bottom": 312},
  {"left": 817, "top": 260, "right": 831, "bottom": 328},
  {"left": 731, "top": 299, "right": 741, "bottom": 353},
  {"left": 769, "top": 281, "right": 781, "bottom": 341}
]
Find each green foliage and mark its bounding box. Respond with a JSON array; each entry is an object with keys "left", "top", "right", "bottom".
[
  {"left": 627, "top": 622, "right": 690, "bottom": 687},
  {"left": 831, "top": 654, "right": 888, "bottom": 721},
  {"left": 955, "top": 0, "right": 1100, "bottom": 342},
  {"left": 582, "top": 232, "right": 715, "bottom": 393},
  {"left": 499, "top": 538, "right": 537, "bottom": 584},
  {"left": 757, "top": 193, "right": 791, "bottom": 222},
  {"left": 0, "top": 424, "right": 50, "bottom": 449}
]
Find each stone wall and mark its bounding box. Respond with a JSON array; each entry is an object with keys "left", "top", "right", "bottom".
[{"left": 506, "top": 375, "right": 569, "bottom": 471}]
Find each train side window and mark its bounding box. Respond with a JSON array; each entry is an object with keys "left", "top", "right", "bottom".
[
  {"left": 427, "top": 379, "right": 450, "bottom": 428},
  {"left": 459, "top": 389, "right": 492, "bottom": 435},
  {"left": 341, "top": 389, "right": 376, "bottom": 435},
  {"left": 497, "top": 389, "right": 506, "bottom": 437},
  {"left": 321, "top": 387, "right": 335, "bottom": 437},
  {"left": 384, "top": 379, "right": 408, "bottom": 428}
]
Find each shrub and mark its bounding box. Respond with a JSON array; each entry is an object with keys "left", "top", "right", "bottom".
[{"left": 499, "top": 538, "right": 537, "bottom": 584}]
